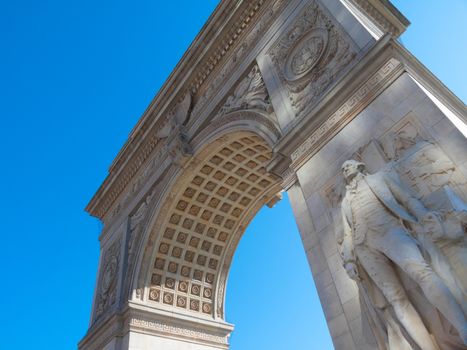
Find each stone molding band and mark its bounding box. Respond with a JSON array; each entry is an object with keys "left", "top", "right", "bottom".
[
  {"left": 347, "top": 0, "right": 408, "bottom": 37},
  {"left": 129, "top": 317, "right": 229, "bottom": 348},
  {"left": 79, "top": 305, "right": 233, "bottom": 350},
  {"left": 290, "top": 57, "right": 403, "bottom": 169}
]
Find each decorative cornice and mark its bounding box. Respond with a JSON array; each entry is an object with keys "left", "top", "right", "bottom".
[
  {"left": 86, "top": 0, "right": 281, "bottom": 219},
  {"left": 347, "top": 0, "right": 409, "bottom": 37},
  {"left": 86, "top": 127, "right": 164, "bottom": 219},
  {"left": 188, "top": 0, "right": 266, "bottom": 95},
  {"left": 190, "top": 0, "right": 287, "bottom": 119}
]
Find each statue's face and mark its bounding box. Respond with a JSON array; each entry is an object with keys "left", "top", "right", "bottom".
[{"left": 341, "top": 160, "right": 361, "bottom": 180}]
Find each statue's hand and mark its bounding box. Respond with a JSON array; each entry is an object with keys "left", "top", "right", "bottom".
[
  {"left": 421, "top": 211, "right": 445, "bottom": 240},
  {"left": 344, "top": 262, "right": 359, "bottom": 281}
]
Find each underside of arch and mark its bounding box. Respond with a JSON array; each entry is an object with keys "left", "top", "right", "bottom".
[{"left": 134, "top": 130, "right": 282, "bottom": 321}]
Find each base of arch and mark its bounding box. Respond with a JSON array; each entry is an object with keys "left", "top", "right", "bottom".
[{"left": 79, "top": 303, "right": 233, "bottom": 350}]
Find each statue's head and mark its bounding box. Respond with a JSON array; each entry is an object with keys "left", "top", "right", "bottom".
[{"left": 341, "top": 159, "right": 366, "bottom": 181}]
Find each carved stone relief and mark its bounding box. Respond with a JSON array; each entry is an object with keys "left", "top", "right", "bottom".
[
  {"left": 380, "top": 117, "right": 467, "bottom": 200},
  {"left": 124, "top": 188, "right": 158, "bottom": 298},
  {"left": 219, "top": 65, "right": 273, "bottom": 117},
  {"left": 268, "top": 0, "right": 357, "bottom": 119},
  {"left": 129, "top": 317, "right": 228, "bottom": 345},
  {"left": 94, "top": 238, "right": 121, "bottom": 322},
  {"left": 191, "top": 0, "right": 288, "bottom": 119},
  {"left": 324, "top": 115, "right": 467, "bottom": 349}
]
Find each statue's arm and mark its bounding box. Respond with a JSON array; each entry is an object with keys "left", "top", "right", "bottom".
[
  {"left": 341, "top": 204, "right": 355, "bottom": 264},
  {"left": 341, "top": 205, "right": 360, "bottom": 280},
  {"left": 386, "top": 175, "right": 428, "bottom": 222}
]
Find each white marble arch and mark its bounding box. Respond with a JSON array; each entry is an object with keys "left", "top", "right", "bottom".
[
  {"left": 81, "top": 112, "right": 285, "bottom": 350},
  {"left": 79, "top": 0, "right": 467, "bottom": 349}
]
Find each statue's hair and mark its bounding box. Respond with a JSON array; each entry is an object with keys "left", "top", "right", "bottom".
[
  {"left": 342, "top": 160, "right": 367, "bottom": 185},
  {"left": 341, "top": 159, "right": 366, "bottom": 172}
]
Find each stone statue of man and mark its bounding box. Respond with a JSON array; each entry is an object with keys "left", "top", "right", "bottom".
[{"left": 340, "top": 159, "right": 467, "bottom": 349}]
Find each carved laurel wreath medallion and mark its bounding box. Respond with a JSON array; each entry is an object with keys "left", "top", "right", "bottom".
[{"left": 284, "top": 27, "right": 328, "bottom": 82}]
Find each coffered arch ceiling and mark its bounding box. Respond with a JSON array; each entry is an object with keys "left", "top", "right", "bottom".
[{"left": 134, "top": 124, "right": 282, "bottom": 321}]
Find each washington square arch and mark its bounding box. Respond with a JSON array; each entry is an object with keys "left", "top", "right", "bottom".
[{"left": 79, "top": 1, "right": 467, "bottom": 349}]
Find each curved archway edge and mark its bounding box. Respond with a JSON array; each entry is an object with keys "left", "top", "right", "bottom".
[{"left": 133, "top": 116, "right": 283, "bottom": 316}]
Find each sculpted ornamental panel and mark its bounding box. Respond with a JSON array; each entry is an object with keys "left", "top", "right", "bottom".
[
  {"left": 191, "top": 0, "right": 288, "bottom": 119},
  {"left": 268, "top": 0, "right": 357, "bottom": 119},
  {"left": 219, "top": 65, "right": 273, "bottom": 117}
]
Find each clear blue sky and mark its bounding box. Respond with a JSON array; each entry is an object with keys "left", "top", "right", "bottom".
[{"left": 0, "top": 1, "right": 465, "bottom": 349}]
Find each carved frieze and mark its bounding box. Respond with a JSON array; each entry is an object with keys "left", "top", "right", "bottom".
[
  {"left": 291, "top": 58, "right": 403, "bottom": 167},
  {"left": 129, "top": 317, "right": 228, "bottom": 346},
  {"left": 191, "top": 0, "right": 287, "bottom": 118},
  {"left": 268, "top": 1, "right": 357, "bottom": 119},
  {"left": 347, "top": 0, "right": 406, "bottom": 36}
]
